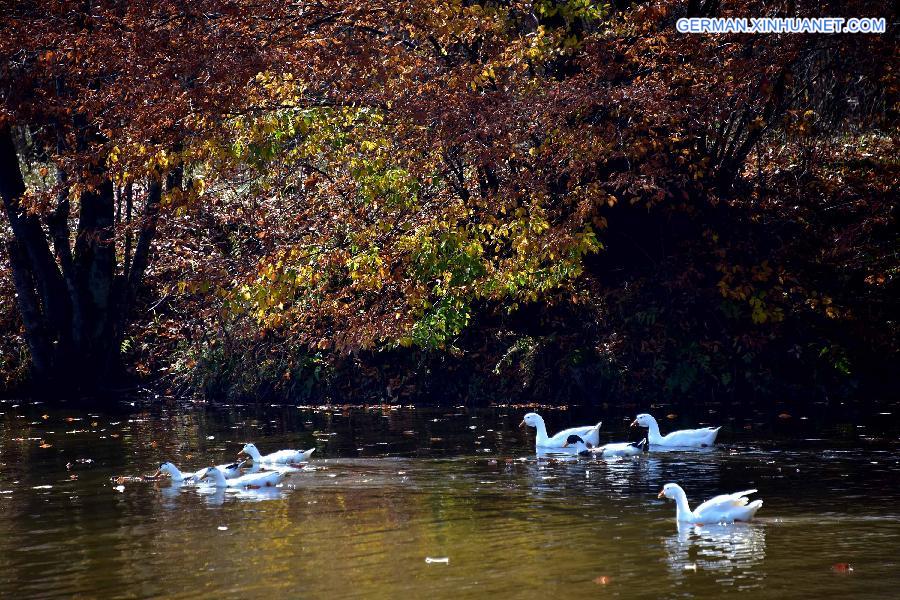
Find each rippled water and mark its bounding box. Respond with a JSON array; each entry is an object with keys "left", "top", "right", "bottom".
[{"left": 1, "top": 399, "right": 898, "bottom": 599}]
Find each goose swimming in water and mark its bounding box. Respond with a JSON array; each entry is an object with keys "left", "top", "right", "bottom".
[
  {"left": 239, "top": 443, "right": 315, "bottom": 465},
  {"left": 520, "top": 412, "right": 602, "bottom": 449},
  {"left": 658, "top": 483, "right": 763, "bottom": 524},
  {"left": 562, "top": 434, "right": 647, "bottom": 457},
  {"left": 197, "top": 465, "right": 284, "bottom": 489},
  {"left": 155, "top": 460, "right": 250, "bottom": 483},
  {"left": 631, "top": 413, "right": 720, "bottom": 448}
]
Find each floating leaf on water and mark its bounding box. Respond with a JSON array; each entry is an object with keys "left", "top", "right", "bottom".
[
  {"left": 218, "top": 526, "right": 228, "bottom": 531},
  {"left": 39, "top": 442, "right": 52, "bottom": 449},
  {"left": 666, "top": 414, "right": 677, "bottom": 420},
  {"left": 425, "top": 557, "right": 449, "bottom": 564},
  {"left": 593, "top": 575, "right": 612, "bottom": 585},
  {"left": 778, "top": 413, "right": 792, "bottom": 419},
  {"left": 832, "top": 563, "right": 853, "bottom": 573}
]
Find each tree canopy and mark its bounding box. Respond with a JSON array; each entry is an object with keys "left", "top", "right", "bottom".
[{"left": 0, "top": 0, "right": 896, "bottom": 404}]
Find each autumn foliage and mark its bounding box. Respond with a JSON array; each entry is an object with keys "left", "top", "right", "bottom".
[{"left": 0, "top": 1, "right": 896, "bottom": 405}]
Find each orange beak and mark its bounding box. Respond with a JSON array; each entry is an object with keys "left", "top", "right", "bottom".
[
  {"left": 658, "top": 489, "right": 665, "bottom": 498},
  {"left": 562, "top": 441, "right": 570, "bottom": 448},
  {"left": 153, "top": 470, "right": 163, "bottom": 478},
  {"left": 630, "top": 419, "right": 638, "bottom": 427},
  {"left": 519, "top": 420, "right": 526, "bottom": 427},
  {"left": 237, "top": 450, "right": 247, "bottom": 458}
]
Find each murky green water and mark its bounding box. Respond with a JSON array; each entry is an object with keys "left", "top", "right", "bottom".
[{"left": 1, "top": 399, "right": 898, "bottom": 599}]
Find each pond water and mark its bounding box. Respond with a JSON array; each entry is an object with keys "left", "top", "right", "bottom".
[{"left": 1, "top": 399, "right": 898, "bottom": 599}]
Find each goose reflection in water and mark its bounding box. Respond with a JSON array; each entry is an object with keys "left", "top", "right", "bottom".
[
  {"left": 664, "top": 521, "right": 766, "bottom": 582},
  {"left": 535, "top": 446, "right": 584, "bottom": 461},
  {"left": 523, "top": 449, "right": 588, "bottom": 500},
  {"left": 195, "top": 484, "right": 286, "bottom": 506},
  {"left": 158, "top": 481, "right": 187, "bottom": 506},
  {"left": 601, "top": 454, "right": 648, "bottom": 495}
]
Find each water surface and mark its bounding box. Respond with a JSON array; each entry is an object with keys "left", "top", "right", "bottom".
[{"left": 1, "top": 400, "right": 898, "bottom": 598}]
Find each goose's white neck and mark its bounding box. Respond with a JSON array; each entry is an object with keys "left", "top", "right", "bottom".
[
  {"left": 205, "top": 467, "right": 228, "bottom": 486},
  {"left": 532, "top": 415, "right": 550, "bottom": 446},
  {"left": 670, "top": 486, "right": 695, "bottom": 522},
  {"left": 162, "top": 464, "right": 185, "bottom": 481},
  {"left": 645, "top": 416, "right": 663, "bottom": 444}
]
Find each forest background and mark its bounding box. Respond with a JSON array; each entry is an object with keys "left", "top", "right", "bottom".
[{"left": 0, "top": 0, "right": 896, "bottom": 409}]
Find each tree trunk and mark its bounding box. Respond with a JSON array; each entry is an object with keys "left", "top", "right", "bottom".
[
  {"left": 73, "top": 177, "right": 119, "bottom": 387},
  {"left": 0, "top": 126, "right": 72, "bottom": 340},
  {"left": 1, "top": 123, "right": 166, "bottom": 399},
  {"left": 5, "top": 239, "right": 53, "bottom": 380}
]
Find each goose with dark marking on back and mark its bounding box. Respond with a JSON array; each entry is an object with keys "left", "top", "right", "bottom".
[{"left": 562, "top": 434, "right": 647, "bottom": 457}]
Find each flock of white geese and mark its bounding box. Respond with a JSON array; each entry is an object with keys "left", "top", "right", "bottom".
[
  {"left": 155, "top": 443, "right": 314, "bottom": 490},
  {"left": 155, "top": 412, "right": 762, "bottom": 526},
  {"left": 520, "top": 411, "right": 763, "bottom": 525}
]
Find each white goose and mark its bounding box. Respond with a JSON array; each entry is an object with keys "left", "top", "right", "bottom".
[
  {"left": 155, "top": 460, "right": 250, "bottom": 483},
  {"left": 197, "top": 465, "right": 284, "bottom": 489},
  {"left": 632, "top": 413, "right": 719, "bottom": 448},
  {"left": 239, "top": 442, "right": 315, "bottom": 465},
  {"left": 520, "top": 412, "right": 602, "bottom": 449},
  {"left": 658, "top": 483, "right": 763, "bottom": 524},
  {"left": 563, "top": 434, "right": 646, "bottom": 457}
]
